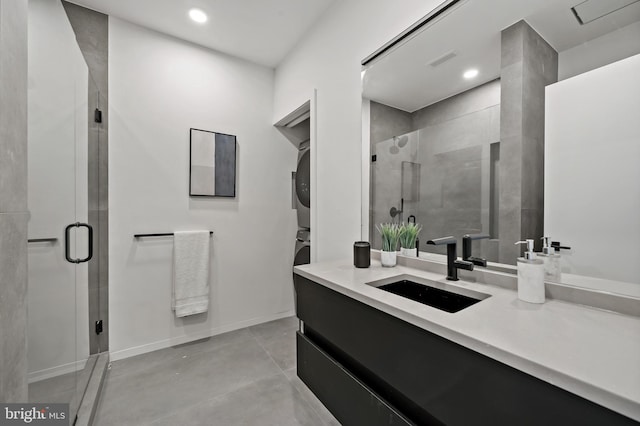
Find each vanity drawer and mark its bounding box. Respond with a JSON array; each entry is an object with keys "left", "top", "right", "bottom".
[{"left": 297, "top": 331, "right": 413, "bottom": 426}]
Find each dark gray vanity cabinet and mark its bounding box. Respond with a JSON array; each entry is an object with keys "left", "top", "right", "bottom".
[{"left": 294, "top": 274, "right": 638, "bottom": 426}]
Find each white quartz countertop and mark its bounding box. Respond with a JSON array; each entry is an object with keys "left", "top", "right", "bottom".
[{"left": 294, "top": 259, "right": 640, "bottom": 421}]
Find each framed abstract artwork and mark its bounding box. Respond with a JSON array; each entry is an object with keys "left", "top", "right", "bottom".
[{"left": 189, "top": 128, "right": 237, "bottom": 197}]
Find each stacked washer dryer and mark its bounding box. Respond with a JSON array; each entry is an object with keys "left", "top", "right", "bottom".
[
  {"left": 275, "top": 104, "right": 312, "bottom": 273},
  {"left": 294, "top": 139, "right": 311, "bottom": 268}
]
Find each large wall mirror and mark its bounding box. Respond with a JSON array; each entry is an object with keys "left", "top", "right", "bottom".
[{"left": 362, "top": 0, "right": 640, "bottom": 292}]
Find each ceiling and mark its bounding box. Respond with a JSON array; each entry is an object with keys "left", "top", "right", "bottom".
[
  {"left": 67, "top": 0, "right": 336, "bottom": 68},
  {"left": 363, "top": 0, "right": 640, "bottom": 112}
]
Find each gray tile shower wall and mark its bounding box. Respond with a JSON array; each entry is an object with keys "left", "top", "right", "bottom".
[
  {"left": 62, "top": 1, "right": 110, "bottom": 353},
  {"left": 0, "top": 0, "right": 29, "bottom": 402},
  {"left": 0, "top": 213, "right": 29, "bottom": 402},
  {"left": 412, "top": 79, "right": 501, "bottom": 130},
  {"left": 0, "top": 0, "right": 28, "bottom": 213},
  {"left": 415, "top": 103, "right": 500, "bottom": 261},
  {"left": 370, "top": 101, "right": 413, "bottom": 145},
  {"left": 62, "top": 1, "right": 109, "bottom": 98}
]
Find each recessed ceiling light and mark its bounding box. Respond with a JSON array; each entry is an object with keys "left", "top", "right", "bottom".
[
  {"left": 189, "top": 8, "right": 208, "bottom": 24},
  {"left": 463, "top": 69, "right": 479, "bottom": 79}
]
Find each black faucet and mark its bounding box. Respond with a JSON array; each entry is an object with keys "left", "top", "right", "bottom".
[
  {"left": 462, "top": 233, "right": 490, "bottom": 267},
  {"left": 426, "top": 236, "right": 473, "bottom": 281}
]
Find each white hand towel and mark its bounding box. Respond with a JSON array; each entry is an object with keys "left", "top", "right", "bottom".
[{"left": 172, "top": 231, "right": 210, "bottom": 317}]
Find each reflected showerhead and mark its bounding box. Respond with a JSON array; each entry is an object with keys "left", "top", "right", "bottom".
[
  {"left": 394, "top": 135, "right": 409, "bottom": 147},
  {"left": 389, "top": 135, "right": 408, "bottom": 154}
]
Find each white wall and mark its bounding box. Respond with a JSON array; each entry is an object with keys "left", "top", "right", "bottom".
[
  {"left": 545, "top": 53, "right": 640, "bottom": 284},
  {"left": 273, "top": 0, "right": 443, "bottom": 261},
  {"left": 109, "top": 18, "right": 298, "bottom": 359},
  {"left": 27, "top": 0, "right": 89, "bottom": 381},
  {"left": 558, "top": 21, "right": 640, "bottom": 81}
]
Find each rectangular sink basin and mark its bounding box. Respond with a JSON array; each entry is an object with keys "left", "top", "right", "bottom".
[{"left": 367, "top": 275, "right": 490, "bottom": 313}]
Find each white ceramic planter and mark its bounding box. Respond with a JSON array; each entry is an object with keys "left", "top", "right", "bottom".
[
  {"left": 380, "top": 250, "right": 397, "bottom": 267},
  {"left": 400, "top": 247, "right": 416, "bottom": 257}
]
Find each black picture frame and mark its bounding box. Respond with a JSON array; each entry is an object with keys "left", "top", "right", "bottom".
[{"left": 189, "top": 128, "right": 237, "bottom": 197}]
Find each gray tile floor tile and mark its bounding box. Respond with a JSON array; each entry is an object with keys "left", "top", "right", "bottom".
[
  {"left": 108, "top": 328, "right": 254, "bottom": 379},
  {"left": 95, "top": 338, "right": 281, "bottom": 425},
  {"left": 95, "top": 367, "right": 194, "bottom": 426},
  {"left": 248, "top": 316, "right": 299, "bottom": 344},
  {"left": 249, "top": 316, "right": 299, "bottom": 371},
  {"left": 28, "top": 372, "right": 76, "bottom": 403},
  {"left": 150, "top": 374, "right": 324, "bottom": 426},
  {"left": 258, "top": 329, "right": 297, "bottom": 371},
  {"left": 94, "top": 317, "right": 339, "bottom": 426}
]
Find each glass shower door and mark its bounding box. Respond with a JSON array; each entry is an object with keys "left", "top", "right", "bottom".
[{"left": 26, "top": 0, "right": 91, "bottom": 422}]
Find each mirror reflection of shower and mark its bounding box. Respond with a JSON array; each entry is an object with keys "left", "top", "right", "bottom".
[
  {"left": 370, "top": 106, "right": 500, "bottom": 261},
  {"left": 370, "top": 130, "right": 420, "bottom": 249}
]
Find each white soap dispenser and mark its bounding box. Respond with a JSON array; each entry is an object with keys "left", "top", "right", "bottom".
[
  {"left": 514, "top": 239, "right": 545, "bottom": 304},
  {"left": 539, "top": 237, "right": 561, "bottom": 281}
]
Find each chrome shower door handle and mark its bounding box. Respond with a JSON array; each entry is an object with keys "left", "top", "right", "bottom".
[{"left": 65, "top": 222, "right": 94, "bottom": 264}]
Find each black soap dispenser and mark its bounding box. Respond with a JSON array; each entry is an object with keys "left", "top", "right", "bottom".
[{"left": 353, "top": 241, "right": 370, "bottom": 268}]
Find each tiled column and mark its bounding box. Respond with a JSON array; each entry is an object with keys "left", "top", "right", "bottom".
[
  {"left": 499, "top": 20, "right": 558, "bottom": 263},
  {"left": 0, "top": 0, "right": 29, "bottom": 403}
]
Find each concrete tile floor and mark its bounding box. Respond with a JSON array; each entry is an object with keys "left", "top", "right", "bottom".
[
  {"left": 28, "top": 371, "right": 76, "bottom": 404},
  {"left": 94, "top": 317, "right": 340, "bottom": 426}
]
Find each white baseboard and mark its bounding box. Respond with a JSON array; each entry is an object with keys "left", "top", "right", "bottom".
[
  {"left": 110, "top": 310, "right": 296, "bottom": 362},
  {"left": 28, "top": 358, "right": 88, "bottom": 384}
]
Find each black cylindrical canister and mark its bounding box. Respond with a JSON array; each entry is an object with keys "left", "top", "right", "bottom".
[{"left": 353, "top": 241, "right": 371, "bottom": 268}]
